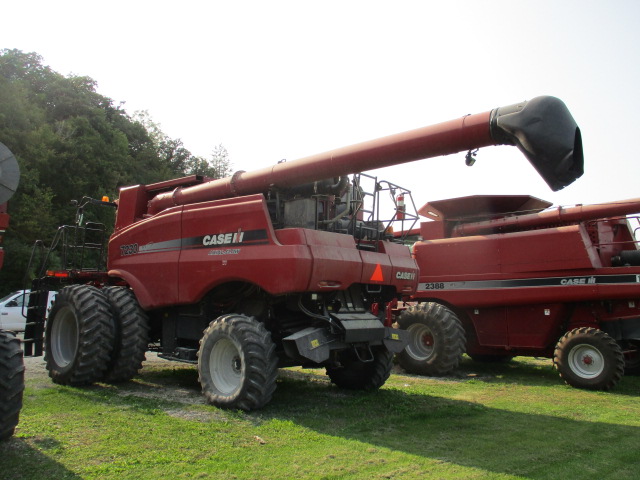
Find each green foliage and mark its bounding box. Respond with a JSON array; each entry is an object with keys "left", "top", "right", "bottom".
[{"left": 0, "top": 49, "right": 231, "bottom": 294}]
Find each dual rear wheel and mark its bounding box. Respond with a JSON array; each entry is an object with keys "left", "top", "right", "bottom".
[{"left": 45, "top": 285, "right": 149, "bottom": 386}]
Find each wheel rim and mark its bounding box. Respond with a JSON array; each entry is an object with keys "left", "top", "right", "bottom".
[
  {"left": 209, "top": 337, "right": 243, "bottom": 394},
  {"left": 406, "top": 324, "right": 435, "bottom": 361},
  {"left": 50, "top": 306, "right": 79, "bottom": 368},
  {"left": 568, "top": 343, "right": 605, "bottom": 378}
]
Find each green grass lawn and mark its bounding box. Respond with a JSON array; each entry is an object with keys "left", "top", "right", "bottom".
[{"left": 2, "top": 355, "right": 639, "bottom": 479}]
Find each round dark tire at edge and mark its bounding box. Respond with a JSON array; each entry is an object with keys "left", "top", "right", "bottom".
[{"left": 0, "top": 330, "right": 24, "bottom": 440}]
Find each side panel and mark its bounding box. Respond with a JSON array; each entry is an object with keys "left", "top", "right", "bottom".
[
  {"left": 382, "top": 241, "right": 420, "bottom": 295},
  {"left": 505, "top": 304, "right": 566, "bottom": 348},
  {"left": 359, "top": 250, "right": 392, "bottom": 287},
  {"left": 109, "top": 209, "right": 182, "bottom": 309},
  {"left": 301, "top": 230, "right": 362, "bottom": 291},
  {"left": 110, "top": 194, "right": 419, "bottom": 309},
  {"left": 414, "top": 235, "right": 502, "bottom": 276},
  {"left": 412, "top": 226, "right": 637, "bottom": 308},
  {"left": 465, "top": 303, "right": 565, "bottom": 351},
  {"left": 498, "top": 226, "right": 601, "bottom": 273},
  {"left": 468, "top": 307, "right": 507, "bottom": 347},
  {"left": 178, "top": 196, "right": 312, "bottom": 302},
  {"left": 414, "top": 226, "right": 598, "bottom": 278}
]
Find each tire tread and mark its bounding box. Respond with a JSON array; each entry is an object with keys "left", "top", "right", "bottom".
[{"left": 0, "top": 330, "right": 24, "bottom": 440}]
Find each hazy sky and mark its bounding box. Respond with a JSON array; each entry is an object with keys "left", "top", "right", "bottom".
[{"left": 3, "top": 1, "right": 639, "bottom": 212}]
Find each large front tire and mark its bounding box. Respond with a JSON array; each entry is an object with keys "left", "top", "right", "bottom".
[
  {"left": 0, "top": 330, "right": 24, "bottom": 441},
  {"left": 198, "top": 314, "right": 278, "bottom": 410},
  {"left": 102, "top": 287, "right": 149, "bottom": 383},
  {"left": 397, "top": 302, "right": 466, "bottom": 376},
  {"left": 553, "top": 327, "right": 624, "bottom": 390},
  {"left": 325, "top": 346, "right": 393, "bottom": 390},
  {"left": 45, "top": 285, "right": 114, "bottom": 385}
]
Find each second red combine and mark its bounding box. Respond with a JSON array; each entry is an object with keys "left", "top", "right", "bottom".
[{"left": 400, "top": 193, "right": 640, "bottom": 391}]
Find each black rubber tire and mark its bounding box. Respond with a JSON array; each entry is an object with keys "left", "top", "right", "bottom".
[
  {"left": 396, "top": 302, "right": 466, "bottom": 376},
  {"left": 45, "top": 285, "right": 114, "bottom": 386},
  {"left": 0, "top": 330, "right": 24, "bottom": 441},
  {"left": 197, "top": 314, "right": 278, "bottom": 410},
  {"left": 553, "top": 327, "right": 625, "bottom": 390},
  {"left": 325, "top": 346, "right": 393, "bottom": 390},
  {"left": 102, "top": 287, "right": 150, "bottom": 383}
]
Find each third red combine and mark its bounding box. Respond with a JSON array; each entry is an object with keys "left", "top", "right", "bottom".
[{"left": 23, "top": 96, "right": 582, "bottom": 409}]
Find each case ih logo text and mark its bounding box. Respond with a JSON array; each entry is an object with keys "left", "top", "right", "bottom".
[
  {"left": 396, "top": 271, "right": 416, "bottom": 280},
  {"left": 202, "top": 229, "right": 245, "bottom": 247},
  {"left": 560, "top": 277, "right": 596, "bottom": 285}
]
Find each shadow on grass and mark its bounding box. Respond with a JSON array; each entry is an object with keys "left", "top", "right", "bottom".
[
  {"left": 18, "top": 356, "right": 640, "bottom": 479},
  {"left": 0, "top": 436, "right": 83, "bottom": 479},
  {"left": 265, "top": 370, "right": 640, "bottom": 478},
  {"left": 449, "top": 355, "right": 640, "bottom": 396}
]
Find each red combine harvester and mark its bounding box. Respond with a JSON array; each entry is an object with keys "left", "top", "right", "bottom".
[
  {"left": 23, "top": 96, "right": 582, "bottom": 409},
  {"left": 0, "top": 142, "right": 24, "bottom": 440},
  {"left": 399, "top": 194, "right": 640, "bottom": 390}
]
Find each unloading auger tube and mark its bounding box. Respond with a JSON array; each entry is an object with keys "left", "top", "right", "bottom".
[
  {"left": 452, "top": 197, "right": 640, "bottom": 237},
  {"left": 147, "top": 96, "right": 583, "bottom": 215}
]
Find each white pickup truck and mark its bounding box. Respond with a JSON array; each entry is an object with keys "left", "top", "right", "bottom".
[{"left": 0, "top": 290, "right": 56, "bottom": 332}]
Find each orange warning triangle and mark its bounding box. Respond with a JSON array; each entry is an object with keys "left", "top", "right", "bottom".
[{"left": 370, "top": 264, "right": 384, "bottom": 282}]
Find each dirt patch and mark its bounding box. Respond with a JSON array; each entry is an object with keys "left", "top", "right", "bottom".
[
  {"left": 23, "top": 355, "right": 49, "bottom": 381},
  {"left": 22, "top": 352, "right": 224, "bottom": 421}
]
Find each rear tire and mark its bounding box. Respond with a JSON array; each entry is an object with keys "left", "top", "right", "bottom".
[
  {"left": 553, "top": 327, "right": 624, "bottom": 390},
  {"left": 198, "top": 314, "right": 278, "bottom": 410},
  {"left": 397, "top": 302, "right": 465, "bottom": 376},
  {"left": 0, "top": 330, "right": 24, "bottom": 441},
  {"left": 326, "top": 346, "right": 393, "bottom": 390},
  {"left": 102, "top": 287, "right": 150, "bottom": 383},
  {"left": 45, "top": 285, "right": 114, "bottom": 385}
]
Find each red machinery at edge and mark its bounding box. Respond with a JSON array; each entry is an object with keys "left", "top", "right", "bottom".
[{"left": 0, "top": 142, "right": 23, "bottom": 440}]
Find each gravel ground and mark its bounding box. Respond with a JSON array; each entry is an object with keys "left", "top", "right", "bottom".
[{"left": 21, "top": 351, "right": 225, "bottom": 421}]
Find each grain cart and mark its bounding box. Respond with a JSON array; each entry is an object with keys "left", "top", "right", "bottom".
[
  {"left": 0, "top": 142, "right": 23, "bottom": 440},
  {"left": 23, "top": 96, "right": 582, "bottom": 410},
  {"left": 400, "top": 193, "right": 640, "bottom": 390}
]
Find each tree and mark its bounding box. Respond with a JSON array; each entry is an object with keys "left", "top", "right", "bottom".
[
  {"left": 188, "top": 144, "right": 233, "bottom": 179},
  {"left": 0, "top": 49, "right": 231, "bottom": 294}
]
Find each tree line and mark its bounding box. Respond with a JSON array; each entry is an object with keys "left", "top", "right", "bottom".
[{"left": 0, "top": 49, "right": 232, "bottom": 294}]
